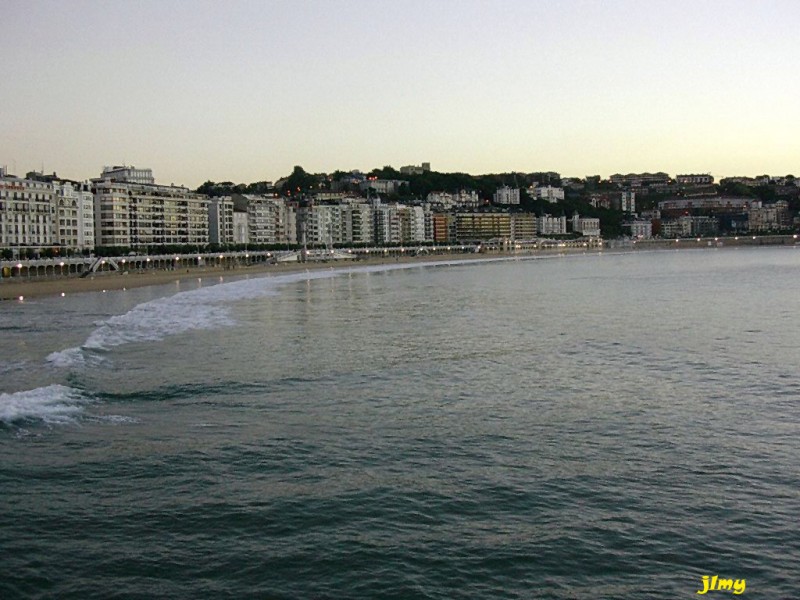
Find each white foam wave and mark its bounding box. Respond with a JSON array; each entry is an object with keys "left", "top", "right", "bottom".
[
  {"left": 45, "top": 259, "right": 491, "bottom": 369},
  {"left": 91, "top": 414, "right": 140, "bottom": 425},
  {"left": 0, "top": 384, "right": 91, "bottom": 425},
  {"left": 46, "top": 347, "right": 87, "bottom": 368},
  {"left": 47, "top": 271, "right": 337, "bottom": 368}
]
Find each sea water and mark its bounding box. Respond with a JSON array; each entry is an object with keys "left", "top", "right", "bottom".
[{"left": 1, "top": 248, "right": 799, "bottom": 599}]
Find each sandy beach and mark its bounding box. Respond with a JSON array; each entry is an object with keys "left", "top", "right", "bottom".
[{"left": 0, "top": 251, "right": 513, "bottom": 301}]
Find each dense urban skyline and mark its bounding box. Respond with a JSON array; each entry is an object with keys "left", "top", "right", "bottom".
[{"left": 3, "top": 0, "right": 799, "bottom": 189}]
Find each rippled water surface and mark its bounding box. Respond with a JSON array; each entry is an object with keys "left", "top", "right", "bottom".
[{"left": 2, "top": 249, "right": 800, "bottom": 598}]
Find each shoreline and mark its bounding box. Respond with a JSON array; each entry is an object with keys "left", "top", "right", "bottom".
[
  {"left": 3, "top": 240, "right": 797, "bottom": 302},
  {"left": 0, "top": 251, "right": 515, "bottom": 301}
]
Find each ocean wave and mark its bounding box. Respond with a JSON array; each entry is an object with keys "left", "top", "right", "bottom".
[
  {"left": 44, "top": 260, "right": 491, "bottom": 369},
  {"left": 0, "top": 384, "right": 91, "bottom": 426},
  {"left": 45, "top": 270, "right": 339, "bottom": 368}
]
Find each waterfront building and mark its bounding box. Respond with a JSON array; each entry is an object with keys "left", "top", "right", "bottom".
[
  {"left": 0, "top": 169, "right": 57, "bottom": 251},
  {"left": 660, "top": 217, "right": 692, "bottom": 238},
  {"left": 374, "top": 204, "right": 402, "bottom": 244},
  {"left": 455, "top": 212, "right": 512, "bottom": 241},
  {"left": 659, "top": 215, "right": 718, "bottom": 237},
  {"left": 493, "top": 186, "right": 520, "bottom": 205},
  {"left": 208, "top": 197, "right": 234, "bottom": 245},
  {"left": 343, "top": 201, "right": 374, "bottom": 245},
  {"left": 373, "top": 203, "right": 426, "bottom": 244},
  {"left": 626, "top": 220, "right": 653, "bottom": 239},
  {"left": 571, "top": 213, "right": 601, "bottom": 237},
  {"left": 432, "top": 213, "right": 455, "bottom": 243},
  {"left": 233, "top": 209, "right": 248, "bottom": 244},
  {"left": 401, "top": 205, "right": 426, "bottom": 243},
  {"left": 100, "top": 165, "right": 155, "bottom": 185},
  {"left": 55, "top": 181, "right": 95, "bottom": 251},
  {"left": 690, "top": 216, "right": 719, "bottom": 236},
  {"left": 537, "top": 214, "right": 567, "bottom": 236},
  {"left": 243, "top": 195, "right": 297, "bottom": 245},
  {"left": 92, "top": 167, "right": 208, "bottom": 248},
  {"left": 748, "top": 201, "right": 790, "bottom": 232},
  {"left": 511, "top": 213, "right": 537, "bottom": 241}
]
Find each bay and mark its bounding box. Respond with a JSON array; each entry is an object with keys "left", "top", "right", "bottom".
[{"left": 2, "top": 248, "right": 799, "bottom": 599}]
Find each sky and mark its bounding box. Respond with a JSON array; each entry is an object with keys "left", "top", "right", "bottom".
[{"left": 2, "top": 0, "right": 799, "bottom": 188}]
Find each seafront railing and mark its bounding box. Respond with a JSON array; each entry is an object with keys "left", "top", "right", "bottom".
[
  {"left": 0, "top": 240, "right": 595, "bottom": 281},
  {"left": 0, "top": 250, "right": 282, "bottom": 281}
]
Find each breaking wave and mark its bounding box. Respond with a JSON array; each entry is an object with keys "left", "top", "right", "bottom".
[
  {"left": 0, "top": 384, "right": 92, "bottom": 426},
  {"left": 45, "top": 259, "right": 495, "bottom": 369}
]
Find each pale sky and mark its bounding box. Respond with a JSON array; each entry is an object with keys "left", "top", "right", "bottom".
[{"left": 2, "top": 0, "right": 799, "bottom": 188}]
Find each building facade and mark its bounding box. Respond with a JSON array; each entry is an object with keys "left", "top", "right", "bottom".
[
  {"left": 208, "top": 197, "right": 234, "bottom": 245},
  {"left": 455, "top": 213, "right": 512, "bottom": 241},
  {"left": 0, "top": 170, "right": 57, "bottom": 250},
  {"left": 537, "top": 214, "right": 567, "bottom": 236},
  {"left": 571, "top": 213, "right": 601, "bottom": 237},
  {"left": 534, "top": 186, "right": 565, "bottom": 203},
  {"left": 493, "top": 186, "right": 520, "bottom": 205},
  {"left": 92, "top": 168, "right": 208, "bottom": 248},
  {"left": 55, "top": 181, "right": 95, "bottom": 250}
]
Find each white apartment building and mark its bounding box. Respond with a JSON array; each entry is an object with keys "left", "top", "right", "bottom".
[
  {"left": 302, "top": 204, "right": 344, "bottom": 245},
  {"left": 55, "top": 181, "right": 95, "bottom": 250},
  {"left": 93, "top": 168, "right": 208, "bottom": 248},
  {"left": 0, "top": 170, "right": 57, "bottom": 249},
  {"left": 627, "top": 220, "right": 653, "bottom": 239},
  {"left": 401, "top": 205, "right": 426, "bottom": 243},
  {"left": 373, "top": 204, "right": 427, "bottom": 244},
  {"left": 570, "top": 213, "right": 601, "bottom": 237},
  {"left": 493, "top": 186, "right": 520, "bottom": 205},
  {"left": 748, "top": 201, "right": 790, "bottom": 232},
  {"left": 245, "top": 195, "right": 297, "bottom": 245},
  {"left": 343, "top": 202, "right": 374, "bottom": 245},
  {"left": 534, "top": 186, "right": 565, "bottom": 203},
  {"left": 101, "top": 165, "right": 155, "bottom": 185},
  {"left": 426, "top": 190, "right": 481, "bottom": 210},
  {"left": 537, "top": 214, "right": 567, "bottom": 235},
  {"left": 620, "top": 191, "right": 636, "bottom": 213},
  {"left": 676, "top": 174, "right": 714, "bottom": 185}
]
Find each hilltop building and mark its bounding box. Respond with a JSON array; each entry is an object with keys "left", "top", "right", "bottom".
[
  {"left": 399, "top": 163, "right": 431, "bottom": 175},
  {"left": 676, "top": 174, "right": 714, "bottom": 185},
  {"left": 531, "top": 185, "right": 565, "bottom": 203},
  {"left": 493, "top": 186, "right": 520, "bottom": 205}
]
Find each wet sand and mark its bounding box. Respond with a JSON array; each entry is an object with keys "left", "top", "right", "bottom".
[{"left": 0, "top": 252, "right": 504, "bottom": 301}]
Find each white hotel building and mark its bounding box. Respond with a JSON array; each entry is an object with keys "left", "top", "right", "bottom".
[
  {"left": 55, "top": 181, "right": 95, "bottom": 250},
  {"left": 0, "top": 168, "right": 57, "bottom": 250},
  {"left": 1, "top": 168, "right": 95, "bottom": 253}
]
